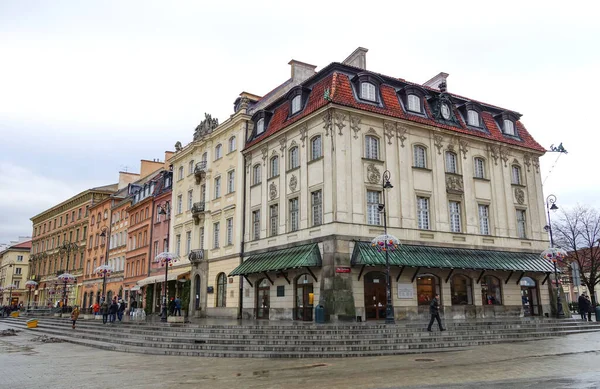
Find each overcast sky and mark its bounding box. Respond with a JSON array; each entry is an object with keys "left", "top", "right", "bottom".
[{"left": 0, "top": 0, "right": 597, "bottom": 244}]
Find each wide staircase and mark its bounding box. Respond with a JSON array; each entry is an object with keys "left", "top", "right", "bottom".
[{"left": 2, "top": 316, "right": 600, "bottom": 358}]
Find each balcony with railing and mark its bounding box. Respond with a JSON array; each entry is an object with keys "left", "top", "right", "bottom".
[
  {"left": 192, "top": 202, "right": 206, "bottom": 224},
  {"left": 194, "top": 161, "right": 207, "bottom": 184},
  {"left": 188, "top": 249, "right": 206, "bottom": 264}
]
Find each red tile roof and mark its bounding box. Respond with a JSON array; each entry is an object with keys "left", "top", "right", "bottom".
[
  {"left": 245, "top": 70, "right": 545, "bottom": 153},
  {"left": 9, "top": 241, "right": 32, "bottom": 250}
]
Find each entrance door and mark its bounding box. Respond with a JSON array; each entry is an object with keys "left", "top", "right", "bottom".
[
  {"left": 520, "top": 277, "right": 539, "bottom": 316},
  {"left": 194, "top": 275, "right": 201, "bottom": 310},
  {"left": 295, "top": 274, "right": 314, "bottom": 321},
  {"left": 364, "top": 272, "right": 387, "bottom": 320},
  {"left": 256, "top": 279, "right": 270, "bottom": 319}
]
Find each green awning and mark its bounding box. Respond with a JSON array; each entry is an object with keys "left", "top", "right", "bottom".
[
  {"left": 351, "top": 242, "right": 555, "bottom": 273},
  {"left": 229, "top": 244, "right": 322, "bottom": 276}
]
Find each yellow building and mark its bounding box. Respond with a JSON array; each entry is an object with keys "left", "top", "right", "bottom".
[{"left": 0, "top": 239, "right": 32, "bottom": 307}]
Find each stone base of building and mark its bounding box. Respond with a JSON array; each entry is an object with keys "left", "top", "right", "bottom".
[
  {"left": 205, "top": 307, "right": 237, "bottom": 319},
  {"left": 167, "top": 316, "right": 184, "bottom": 323}
]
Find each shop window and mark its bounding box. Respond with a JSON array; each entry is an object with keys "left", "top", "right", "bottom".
[
  {"left": 481, "top": 275, "right": 502, "bottom": 305},
  {"left": 417, "top": 274, "right": 440, "bottom": 306},
  {"left": 450, "top": 275, "right": 473, "bottom": 305}
]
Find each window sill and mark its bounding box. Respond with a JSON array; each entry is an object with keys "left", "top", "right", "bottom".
[
  {"left": 286, "top": 166, "right": 300, "bottom": 174},
  {"left": 362, "top": 157, "right": 383, "bottom": 164},
  {"left": 250, "top": 183, "right": 262, "bottom": 189},
  {"left": 511, "top": 183, "right": 526, "bottom": 188},
  {"left": 406, "top": 110, "right": 428, "bottom": 118},
  {"left": 412, "top": 166, "right": 432, "bottom": 172},
  {"left": 225, "top": 191, "right": 235, "bottom": 197},
  {"left": 473, "top": 177, "right": 490, "bottom": 182},
  {"left": 268, "top": 174, "right": 280, "bottom": 181},
  {"left": 226, "top": 150, "right": 236, "bottom": 155},
  {"left": 224, "top": 244, "right": 234, "bottom": 248},
  {"left": 308, "top": 156, "right": 323, "bottom": 165}
]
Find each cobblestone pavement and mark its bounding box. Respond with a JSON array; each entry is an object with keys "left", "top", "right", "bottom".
[{"left": 2, "top": 321, "right": 600, "bottom": 389}]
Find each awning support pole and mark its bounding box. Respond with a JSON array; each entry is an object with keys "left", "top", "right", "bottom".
[
  {"left": 243, "top": 276, "right": 253, "bottom": 288},
  {"left": 306, "top": 267, "right": 318, "bottom": 282},
  {"left": 541, "top": 273, "right": 550, "bottom": 285},
  {"left": 263, "top": 272, "right": 274, "bottom": 285},
  {"left": 281, "top": 272, "right": 291, "bottom": 285},
  {"left": 476, "top": 270, "right": 486, "bottom": 284},
  {"left": 411, "top": 267, "right": 421, "bottom": 283},
  {"left": 445, "top": 269, "right": 455, "bottom": 284},
  {"left": 395, "top": 266, "right": 405, "bottom": 282},
  {"left": 358, "top": 265, "right": 366, "bottom": 281},
  {"left": 505, "top": 271, "right": 514, "bottom": 285},
  {"left": 516, "top": 272, "right": 526, "bottom": 286}
]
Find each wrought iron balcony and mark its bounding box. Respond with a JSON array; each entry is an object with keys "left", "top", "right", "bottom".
[
  {"left": 194, "top": 161, "right": 207, "bottom": 184},
  {"left": 192, "top": 202, "right": 206, "bottom": 224},
  {"left": 188, "top": 249, "right": 206, "bottom": 264}
]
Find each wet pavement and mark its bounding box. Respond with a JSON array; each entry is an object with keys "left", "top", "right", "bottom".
[{"left": 2, "top": 320, "right": 600, "bottom": 389}]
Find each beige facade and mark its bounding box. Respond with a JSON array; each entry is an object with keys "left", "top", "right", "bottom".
[{"left": 0, "top": 239, "right": 32, "bottom": 306}]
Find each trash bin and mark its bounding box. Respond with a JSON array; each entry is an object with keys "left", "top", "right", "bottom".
[
  {"left": 10, "top": 311, "right": 19, "bottom": 318},
  {"left": 315, "top": 305, "right": 325, "bottom": 324},
  {"left": 26, "top": 319, "right": 38, "bottom": 328},
  {"left": 595, "top": 306, "right": 600, "bottom": 322}
]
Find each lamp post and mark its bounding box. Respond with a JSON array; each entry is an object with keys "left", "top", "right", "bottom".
[
  {"left": 543, "top": 194, "right": 565, "bottom": 318},
  {"left": 25, "top": 280, "right": 38, "bottom": 311},
  {"left": 99, "top": 226, "right": 111, "bottom": 301},
  {"left": 58, "top": 241, "right": 78, "bottom": 312},
  {"left": 371, "top": 170, "right": 397, "bottom": 324},
  {"left": 156, "top": 202, "right": 173, "bottom": 323},
  {"left": 6, "top": 284, "right": 17, "bottom": 307}
]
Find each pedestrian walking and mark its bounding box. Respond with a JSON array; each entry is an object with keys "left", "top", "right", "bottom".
[
  {"left": 174, "top": 296, "right": 182, "bottom": 316},
  {"left": 92, "top": 301, "right": 100, "bottom": 316},
  {"left": 100, "top": 299, "right": 109, "bottom": 324},
  {"left": 130, "top": 298, "right": 137, "bottom": 317},
  {"left": 117, "top": 299, "right": 125, "bottom": 322},
  {"left": 109, "top": 299, "right": 118, "bottom": 323},
  {"left": 586, "top": 295, "right": 594, "bottom": 322},
  {"left": 71, "top": 306, "right": 80, "bottom": 329},
  {"left": 168, "top": 297, "right": 175, "bottom": 316},
  {"left": 427, "top": 293, "right": 446, "bottom": 332},
  {"left": 578, "top": 293, "right": 589, "bottom": 321}
]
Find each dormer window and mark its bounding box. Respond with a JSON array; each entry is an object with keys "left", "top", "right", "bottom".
[
  {"left": 361, "top": 82, "right": 376, "bottom": 101},
  {"left": 467, "top": 110, "right": 479, "bottom": 127},
  {"left": 503, "top": 119, "right": 515, "bottom": 136},
  {"left": 291, "top": 95, "right": 302, "bottom": 114},
  {"left": 256, "top": 119, "right": 265, "bottom": 134},
  {"left": 398, "top": 86, "right": 427, "bottom": 115},
  {"left": 286, "top": 85, "right": 311, "bottom": 117},
  {"left": 408, "top": 94, "right": 420, "bottom": 112}
]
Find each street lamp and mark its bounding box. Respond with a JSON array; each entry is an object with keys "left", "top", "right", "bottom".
[
  {"left": 25, "top": 280, "right": 38, "bottom": 310},
  {"left": 99, "top": 226, "right": 111, "bottom": 301},
  {"left": 543, "top": 194, "right": 565, "bottom": 318},
  {"left": 5, "top": 284, "right": 17, "bottom": 308},
  {"left": 370, "top": 170, "right": 398, "bottom": 324},
  {"left": 155, "top": 252, "right": 177, "bottom": 322},
  {"left": 58, "top": 241, "right": 79, "bottom": 311}
]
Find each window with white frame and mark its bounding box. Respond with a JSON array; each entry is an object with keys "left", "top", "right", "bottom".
[
  {"left": 252, "top": 210, "right": 260, "bottom": 240},
  {"left": 178, "top": 166, "right": 184, "bottom": 180},
  {"left": 187, "top": 189, "right": 193, "bottom": 210},
  {"left": 449, "top": 201, "right": 462, "bottom": 233},
  {"left": 289, "top": 198, "right": 299, "bottom": 232},
  {"left": 467, "top": 110, "right": 479, "bottom": 126},
  {"left": 367, "top": 190, "right": 381, "bottom": 225},
  {"left": 365, "top": 135, "right": 379, "bottom": 160},
  {"left": 474, "top": 158, "right": 485, "bottom": 179},
  {"left": 503, "top": 119, "right": 515, "bottom": 135},
  {"left": 445, "top": 151, "right": 458, "bottom": 174},
  {"left": 311, "top": 136, "right": 322, "bottom": 160},
  {"left": 227, "top": 170, "right": 235, "bottom": 193},
  {"left": 175, "top": 234, "right": 181, "bottom": 257},
  {"left": 269, "top": 204, "right": 278, "bottom": 236},
  {"left": 177, "top": 195, "right": 183, "bottom": 214},
  {"left": 188, "top": 160, "right": 194, "bottom": 175},
  {"left": 17, "top": 255, "right": 23, "bottom": 262},
  {"left": 270, "top": 156, "right": 279, "bottom": 177},
  {"left": 214, "top": 176, "right": 221, "bottom": 198},
  {"left": 202, "top": 152, "right": 207, "bottom": 163},
  {"left": 289, "top": 147, "right": 299, "bottom": 169},
  {"left": 407, "top": 94, "right": 420, "bottom": 112},
  {"left": 15, "top": 267, "right": 22, "bottom": 275},
  {"left": 199, "top": 227, "right": 204, "bottom": 250},
  {"left": 478, "top": 204, "right": 490, "bottom": 235},
  {"left": 14, "top": 281, "right": 20, "bottom": 288},
  {"left": 256, "top": 118, "right": 265, "bottom": 134},
  {"left": 413, "top": 145, "right": 427, "bottom": 168},
  {"left": 516, "top": 209, "right": 527, "bottom": 239},
  {"left": 226, "top": 218, "right": 233, "bottom": 246},
  {"left": 215, "top": 144, "right": 222, "bottom": 160},
  {"left": 311, "top": 190, "right": 323, "bottom": 226},
  {"left": 200, "top": 184, "right": 206, "bottom": 202},
  {"left": 185, "top": 231, "right": 191, "bottom": 255},
  {"left": 511, "top": 165, "right": 522, "bottom": 185},
  {"left": 361, "top": 82, "right": 376, "bottom": 101},
  {"left": 291, "top": 95, "right": 302, "bottom": 114},
  {"left": 228, "top": 136, "right": 236, "bottom": 153},
  {"left": 253, "top": 164, "right": 261, "bottom": 185},
  {"left": 417, "top": 197, "right": 430, "bottom": 230},
  {"left": 213, "top": 222, "right": 220, "bottom": 248}
]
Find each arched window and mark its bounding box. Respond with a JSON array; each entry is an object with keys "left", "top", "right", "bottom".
[
  {"left": 253, "top": 164, "right": 262, "bottom": 185},
  {"left": 361, "top": 82, "right": 376, "bottom": 101},
  {"left": 178, "top": 166, "right": 184, "bottom": 180},
  {"left": 481, "top": 275, "right": 502, "bottom": 305},
  {"left": 289, "top": 146, "right": 299, "bottom": 169},
  {"left": 365, "top": 135, "right": 379, "bottom": 160},
  {"left": 311, "top": 136, "right": 322, "bottom": 160},
  {"left": 413, "top": 145, "right": 427, "bottom": 168},
  {"left": 416, "top": 274, "right": 440, "bottom": 306},
  {"left": 270, "top": 156, "right": 279, "bottom": 177},
  {"left": 511, "top": 165, "right": 522, "bottom": 185},
  {"left": 91, "top": 215, "right": 95, "bottom": 224},
  {"left": 216, "top": 273, "right": 227, "bottom": 307},
  {"left": 445, "top": 151, "right": 458, "bottom": 173},
  {"left": 467, "top": 109, "right": 479, "bottom": 127},
  {"left": 450, "top": 275, "right": 473, "bottom": 305},
  {"left": 291, "top": 95, "right": 302, "bottom": 114},
  {"left": 228, "top": 136, "right": 236, "bottom": 153},
  {"left": 202, "top": 152, "right": 207, "bottom": 162},
  {"left": 215, "top": 144, "right": 222, "bottom": 160},
  {"left": 407, "top": 94, "right": 421, "bottom": 112},
  {"left": 97, "top": 213, "right": 101, "bottom": 224},
  {"left": 474, "top": 157, "right": 485, "bottom": 179},
  {"left": 256, "top": 118, "right": 265, "bottom": 134}
]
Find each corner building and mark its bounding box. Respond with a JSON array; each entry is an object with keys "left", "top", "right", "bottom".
[{"left": 234, "top": 48, "right": 555, "bottom": 321}]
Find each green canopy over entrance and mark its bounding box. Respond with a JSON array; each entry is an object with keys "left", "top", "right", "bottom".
[{"left": 230, "top": 243, "right": 322, "bottom": 276}]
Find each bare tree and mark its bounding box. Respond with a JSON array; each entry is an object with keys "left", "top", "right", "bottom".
[{"left": 553, "top": 205, "right": 600, "bottom": 307}]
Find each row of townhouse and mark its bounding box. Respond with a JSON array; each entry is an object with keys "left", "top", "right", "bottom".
[{"left": 27, "top": 47, "right": 556, "bottom": 321}]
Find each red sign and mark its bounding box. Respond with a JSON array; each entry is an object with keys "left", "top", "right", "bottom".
[{"left": 335, "top": 267, "right": 351, "bottom": 273}]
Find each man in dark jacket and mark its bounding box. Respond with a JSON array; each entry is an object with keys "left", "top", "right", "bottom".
[
  {"left": 427, "top": 293, "right": 445, "bottom": 332},
  {"left": 100, "top": 299, "right": 109, "bottom": 324},
  {"left": 578, "top": 293, "right": 590, "bottom": 321},
  {"left": 108, "top": 299, "right": 118, "bottom": 323}
]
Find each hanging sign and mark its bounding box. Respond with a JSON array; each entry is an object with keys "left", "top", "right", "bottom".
[{"left": 335, "top": 267, "right": 351, "bottom": 273}]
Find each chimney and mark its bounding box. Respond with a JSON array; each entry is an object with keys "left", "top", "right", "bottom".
[
  {"left": 342, "top": 47, "right": 368, "bottom": 70},
  {"left": 140, "top": 159, "right": 163, "bottom": 178},
  {"left": 164, "top": 151, "right": 175, "bottom": 169},
  {"left": 423, "top": 72, "right": 449, "bottom": 91},
  {"left": 118, "top": 171, "right": 141, "bottom": 190},
  {"left": 288, "top": 60, "right": 317, "bottom": 84}
]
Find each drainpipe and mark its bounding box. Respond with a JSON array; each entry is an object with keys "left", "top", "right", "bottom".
[{"left": 238, "top": 121, "right": 249, "bottom": 320}]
